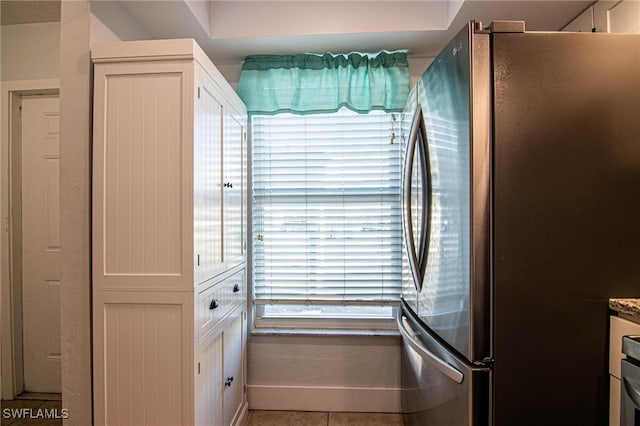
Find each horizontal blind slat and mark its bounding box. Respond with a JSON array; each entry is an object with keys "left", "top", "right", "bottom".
[{"left": 252, "top": 109, "right": 403, "bottom": 307}]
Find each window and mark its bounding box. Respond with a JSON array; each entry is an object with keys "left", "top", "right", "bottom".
[{"left": 251, "top": 108, "right": 403, "bottom": 327}]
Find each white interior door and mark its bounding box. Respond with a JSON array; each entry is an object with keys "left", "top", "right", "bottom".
[{"left": 21, "top": 94, "right": 61, "bottom": 393}]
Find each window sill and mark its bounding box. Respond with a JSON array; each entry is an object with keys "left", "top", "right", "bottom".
[{"left": 250, "top": 327, "right": 400, "bottom": 338}]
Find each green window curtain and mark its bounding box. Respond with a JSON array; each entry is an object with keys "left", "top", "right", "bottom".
[{"left": 237, "top": 51, "right": 410, "bottom": 115}]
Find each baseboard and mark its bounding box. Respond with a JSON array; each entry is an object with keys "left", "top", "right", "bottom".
[
  {"left": 233, "top": 400, "right": 250, "bottom": 426},
  {"left": 247, "top": 385, "right": 401, "bottom": 413}
]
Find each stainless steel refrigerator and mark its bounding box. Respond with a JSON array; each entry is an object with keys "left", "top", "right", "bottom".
[{"left": 399, "top": 21, "right": 640, "bottom": 426}]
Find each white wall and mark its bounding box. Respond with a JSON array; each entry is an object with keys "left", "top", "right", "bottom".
[
  {"left": 209, "top": 2, "right": 449, "bottom": 39},
  {"left": 1, "top": 21, "right": 60, "bottom": 81},
  {"left": 409, "top": 57, "right": 433, "bottom": 87},
  {"left": 59, "top": 2, "right": 92, "bottom": 423},
  {"left": 90, "top": 0, "right": 151, "bottom": 43},
  {"left": 248, "top": 334, "right": 402, "bottom": 412}
]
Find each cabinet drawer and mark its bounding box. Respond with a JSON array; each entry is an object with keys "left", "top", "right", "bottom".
[{"left": 197, "top": 269, "right": 245, "bottom": 337}]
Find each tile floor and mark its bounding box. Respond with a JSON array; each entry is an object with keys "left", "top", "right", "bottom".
[
  {"left": 246, "top": 410, "right": 404, "bottom": 426},
  {"left": 2, "top": 403, "right": 404, "bottom": 426},
  {"left": 1, "top": 394, "right": 63, "bottom": 426}
]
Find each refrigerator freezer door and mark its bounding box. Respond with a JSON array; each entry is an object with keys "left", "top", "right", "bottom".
[
  {"left": 399, "top": 304, "right": 490, "bottom": 426},
  {"left": 416, "top": 23, "right": 491, "bottom": 362}
]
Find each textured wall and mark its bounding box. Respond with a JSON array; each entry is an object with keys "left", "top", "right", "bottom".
[
  {"left": 59, "top": 1, "right": 92, "bottom": 423},
  {"left": 1, "top": 22, "right": 60, "bottom": 81}
]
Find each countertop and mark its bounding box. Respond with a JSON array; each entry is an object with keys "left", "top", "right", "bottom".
[{"left": 609, "top": 298, "right": 640, "bottom": 323}]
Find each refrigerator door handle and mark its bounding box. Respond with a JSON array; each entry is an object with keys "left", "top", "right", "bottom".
[
  {"left": 417, "top": 108, "right": 432, "bottom": 280},
  {"left": 397, "top": 310, "right": 464, "bottom": 384},
  {"left": 402, "top": 107, "right": 423, "bottom": 292}
]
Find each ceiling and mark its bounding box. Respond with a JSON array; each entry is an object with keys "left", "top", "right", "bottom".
[
  {"left": 2, "top": 0, "right": 592, "bottom": 65},
  {"left": 117, "top": 0, "right": 593, "bottom": 64}
]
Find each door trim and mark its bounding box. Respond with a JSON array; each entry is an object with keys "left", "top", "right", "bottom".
[{"left": 1, "top": 79, "right": 60, "bottom": 399}]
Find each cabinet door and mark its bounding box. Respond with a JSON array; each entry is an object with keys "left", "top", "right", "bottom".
[
  {"left": 223, "top": 309, "right": 245, "bottom": 426},
  {"left": 93, "top": 60, "right": 191, "bottom": 292},
  {"left": 93, "top": 291, "right": 192, "bottom": 426},
  {"left": 196, "top": 328, "right": 224, "bottom": 426},
  {"left": 222, "top": 108, "right": 246, "bottom": 269},
  {"left": 194, "top": 67, "right": 224, "bottom": 284}
]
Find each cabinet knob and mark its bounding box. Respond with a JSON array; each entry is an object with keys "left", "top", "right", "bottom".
[
  {"left": 209, "top": 299, "right": 219, "bottom": 310},
  {"left": 224, "top": 182, "right": 233, "bottom": 188},
  {"left": 233, "top": 284, "right": 240, "bottom": 293},
  {"left": 224, "top": 376, "right": 234, "bottom": 387}
]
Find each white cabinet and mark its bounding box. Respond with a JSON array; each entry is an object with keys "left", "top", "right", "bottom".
[
  {"left": 609, "top": 316, "right": 640, "bottom": 426},
  {"left": 92, "top": 39, "right": 247, "bottom": 426}
]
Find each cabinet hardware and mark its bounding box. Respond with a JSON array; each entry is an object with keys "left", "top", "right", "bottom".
[
  {"left": 233, "top": 284, "right": 240, "bottom": 293},
  {"left": 197, "top": 254, "right": 200, "bottom": 266},
  {"left": 198, "top": 362, "right": 200, "bottom": 374},
  {"left": 197, "top": 87, "right": 200, "bottom": 98},
  {"left": 209, "top": 299, "right": 219, "bottom": 310}
]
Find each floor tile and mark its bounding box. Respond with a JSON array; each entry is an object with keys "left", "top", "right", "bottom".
[
  {"left": 329, "top": 411, "right": 404, "bottom": 426},
  {"left": 247, "top": 410, "right": 328, "bottom": 426}
]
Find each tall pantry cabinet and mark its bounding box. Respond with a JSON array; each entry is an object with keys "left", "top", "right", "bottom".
[{"left": 91, "top": 39, "right": 248, "bottom": 426}]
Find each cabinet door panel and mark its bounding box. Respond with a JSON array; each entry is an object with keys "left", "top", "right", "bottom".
[
  {"left": 93, "top": 291, "right": 191, "bottom": 426},
  {"left": 93, "top": 60, "right": 192, "bottom": 292},
  {"left": 196, "top": 329, "right": 224, "bottom": 426},
  {"left": 223, "top": 309, "right": 244, "bottom": 426},
  {"left": 223, "top": 110, "right": 245, "bottom": 269},
  {"left": 195, "top": 68, "right": 223, "bottom": 284}
]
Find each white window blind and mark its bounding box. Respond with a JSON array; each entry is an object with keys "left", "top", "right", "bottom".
[{"left": 252, "top": 109, "right": 402, "bottom": 318}]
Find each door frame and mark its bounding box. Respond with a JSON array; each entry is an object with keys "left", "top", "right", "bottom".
[{"left": 1, "top": 79, "right": 60, "bottom": 399}]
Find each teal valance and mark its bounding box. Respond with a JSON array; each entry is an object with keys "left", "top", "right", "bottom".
[{"left": 236, "top": 51, "right": 410, "bottom": 116}]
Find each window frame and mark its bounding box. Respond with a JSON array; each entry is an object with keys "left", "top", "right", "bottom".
[{"left": 249, "top": 108, "right": 403, "bottom": 330}]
